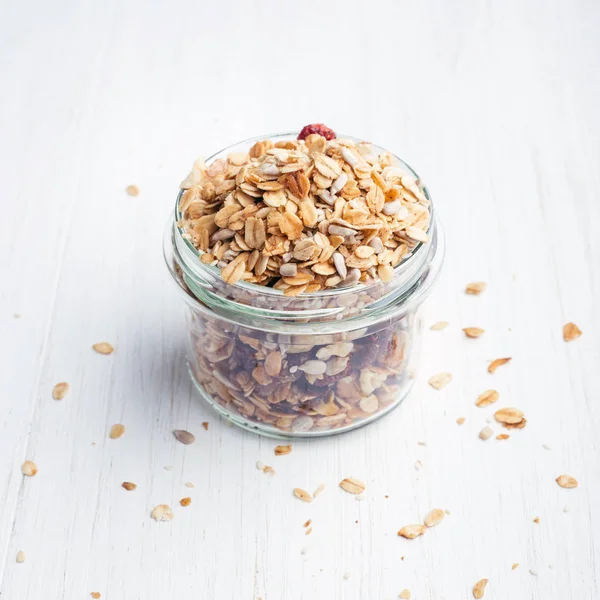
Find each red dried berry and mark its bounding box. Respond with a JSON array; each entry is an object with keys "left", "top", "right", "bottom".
[{"left": 297, "top": 124, "right": 336, "bottom": 141}]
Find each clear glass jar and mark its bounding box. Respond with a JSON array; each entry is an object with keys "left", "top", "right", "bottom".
[{"left": 163, "top": 133, "right": 445, "bottom": 438}]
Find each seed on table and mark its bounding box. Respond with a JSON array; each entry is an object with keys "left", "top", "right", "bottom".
[
  {"left": 180, "top": 497, "right": 192, "bottom": 507},
  {"left": 90, "top": 594, "right": 101, "bottom": 599},
  {"left": 423, "top": 508, "right": 444, "bottom": 527},
  {"left": 476, "top": 390, "right": 499, "bottom": 407},
  {"left": 109, "top": 424, "right": 125, "bottom": 439},
  {"left": 293, "top": 488, "right": 313, "bottom": 503},
  {"left": 313, "top": 483, "right": 326, "bottom": 498},
  {"left": 339, "top": 477, "right": 366, "bottom": 495},
  {"left": 556, "top": 474, "right": 578, "bottom": 489},
  {"left": 428, "top": 372, "right": 452, "bottom": 390},
  {"left": 472, "top": 578, "right": 488, "bottom": 598},
  {"left": 274, "top": 444, "right": 292, "bottom": 456},
  {"left": 52, "top": 382, "right": 71, "bottom": 400},
  {"left": 151, "top": 504, "right": 174, "bottom": 521},
  {"left": 397, "top": 524, "right": 426, "bottom": 539},
  {"left": 16, "top": 551, "right": 25, "bottom": 563},
  {"left": 430, "top": 321, "right": 449, "bottom": 330},
  {"left": 92, "top": 342, "right": 114, "bottom": 355},
  {"left": 173, "top": 429, "right": 196, "bottom": 445},
  {"left": 21, "top": 460, "right": 38, "bottom": 476},
  {"left": 466, "top": 282, "right": 487, "bottom": 295},
  {"left": 122, "top": 482, "right": 137, "bottom": 491},
  {"left": 488, "top": 357, "right": 511, "bottom": 374},
  {"left": 463, "top": 327, "right": 485, "bottom": 338},
  {"left": 479, "top": 426, "right": 494, "bottom": 441},
  {"left": 125, "top": 184, "right": 140, "bottom": 196},
  {"left": 563, "top": 322, "right": 582, "bottom": 342},
  {"left": 399, "top": 590, "right": 411, "bottom": 599}
]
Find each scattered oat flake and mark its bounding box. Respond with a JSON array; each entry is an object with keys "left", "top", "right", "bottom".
[
  {"left": 430, "top": 321, "right": 449, "bottom": 331},
  {"left": 398, "top": 524, "right": 426, "bottom": 539},
  {"left": 463, "top": 327, "right": 485, "bottom": 338},
  {"left": 339, "top": 477, "right": 366, "bottom": 495},
  {"left": 122, "top": 482, "right": 137, "bottom": 491},
  {"left": 293, "top": 488, "right": 313, "bottom": 502},
  {"left": 21, "top": 460, "right": 38, "bottom": 476},
  {"left": 563, "top": 322, "right": 582, "bottom": 342},
  {"left": 303, "top": 519, "right": 312, "bottom": 528},
  {"left": 125, "top": 184, "right": 139, "bottom": 196},
  {"left": 466, "top": 282, "right": 487, "bottom": 295},
  {"left": 496, "top": 434, "right": 510, "bottom": 440},
  {"left": 256, "top": 460, "right": 265, "bottom": 470},
  {"left": 52, "top": 382, "right": 70, "bottom": 400},
  {"left": 533, "top": 517, "right": 540, "bottom": 524},
  {"left": 173, "top": 429, "right": 195, "bottom": 445},
  {"left": 185, "top": 482, "right": 195, "bottom": 488},
  {"left": 512, "top": 563, "right": 519, "bottom": 570},
  {"left": 92, "top": 342, "right": 114, "bottom": 355},
  {"left": 151, "top": 504, "right": 174, "bottom": 521},
  {"left": 424, "top": 508, "right": 444, "bottom": 528},
  {"left": 263, "top": 465, "right": 276, "bottom": 474},
  {"left": 564, "top": 505, "right": 571, "bottom": 513},
  {"left": 472, "top": 578, "right": 488, "bottom": 598},
  {"left": 91, "top": 594, "right": 101, "bottom": 599},
  {"left": 414, "top": 460, "right": 423, "bottom": 471},
  {"left": 428, "top": 372, "right": 452, "bottom": 390},
  {"left": 305, "top": 527, "right": 313, "bottom": 535},
  {"left": 313, "top": 483, "right": 326, "bottom": 498},
  {"left": 417, "top": 441, "right": 427, "bottom": 446},
  {"left": 180, "top": 497, "right": 192, "bottom": 507},
  {"left": 556, "top": 474, "right": 578, "bottom": 489},
  {"left": 488, "top": 357, "right": 511, "bottom": 374},
  {"left": 494, "top": 407, "right": 525, "bottom": 426},
  {"left": 343, "top": 572, "right": 350, "bottom": 580},
  {"left": 16, "top": 551, "right": 25, "bottom": 563},
  {"left": 275, "top": 444, "right": 292, "bottom": 456},
  {"left": 476, "top": 389, "right": 499, "bottom": 407},
  {"left": 529, "top": 569, "right": 538, "bottom": 577},
  {"left": 399, "top": 590, "right": 411, "bottom": 599},
  {"left": 479, "top": 426, "right": 494, "bottom": 441},
  {"left": 456, "top": 417, "right": 466, "bottom": 425},
  {"left": 109, "top": 424, "right": 125, "bottom": 439},
  {"left": 202, "top": 421, "right": 209, "bottom": 431}
]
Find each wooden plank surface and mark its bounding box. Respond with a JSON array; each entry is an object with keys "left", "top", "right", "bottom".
[{"left": 0, "top": 0, "right": 599, "bottom": 598}]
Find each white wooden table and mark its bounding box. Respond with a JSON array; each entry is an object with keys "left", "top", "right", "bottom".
[{"left": 1, "top": 1, "right": 599, "bottom": 598}]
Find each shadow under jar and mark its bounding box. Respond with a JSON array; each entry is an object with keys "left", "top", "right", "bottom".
[{"left": 164, "top": 133, "right": 445, "bottom": 438}]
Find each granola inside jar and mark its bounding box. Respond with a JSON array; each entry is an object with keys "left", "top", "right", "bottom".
[{"left": 164, "top": 132, "right": 444, "bottom": 438}]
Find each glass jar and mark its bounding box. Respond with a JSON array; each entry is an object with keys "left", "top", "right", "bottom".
[{"left": 163, "top": 133, "right": 445, "bottom": 438}]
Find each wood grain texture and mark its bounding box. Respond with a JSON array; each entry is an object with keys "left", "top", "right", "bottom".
[{"left": 1, "top": 0, "right": 599, "bottom": 598}]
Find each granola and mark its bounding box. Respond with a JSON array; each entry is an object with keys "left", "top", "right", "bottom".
[{"left": 179, "top": 132, "right": 430, "bottom": 295}]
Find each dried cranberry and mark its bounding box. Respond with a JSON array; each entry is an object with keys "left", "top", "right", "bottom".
[{"left": 297, "top": 124, "right": 336, "bottom": 141}]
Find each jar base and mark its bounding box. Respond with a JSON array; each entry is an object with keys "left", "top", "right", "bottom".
[{"left": 187, "top": 360, "right": 415, "bottom": 439}]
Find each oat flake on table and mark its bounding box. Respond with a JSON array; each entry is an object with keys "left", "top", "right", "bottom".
[
  {"left": 556, "top": 474, "right": 578, "bottom": 489},
  {"left": 488, "top": 357, "right": 511, "bottom": 374},
  {"left": 476, "top": 389, "right": 499, "bottom": 407},
  {"left": 109, "top": 424, "right": 125, "bottom": 439},
  {"left": 21, "top": 460, "right": 38, "bottom": 476},
  {"left": 151, "top": 504, "right": 174, "bottom": 521},
  {"left": 52, "top": 382, "right": 70, "bottom": 400},
  {"left": 92, "top": 342, "right": 114, "bottom": 355},
  {"left": 428, "top": 372, "right": 452, "bottom": 390},
  {"left": 563, "top": 322, "right": 582, "bottom": 342},
  {"left": 339, "top": 477, "right": 366, "bottom": 495},
  {"left": 473, "top": 578, "right": 488, "bottom": 598}
]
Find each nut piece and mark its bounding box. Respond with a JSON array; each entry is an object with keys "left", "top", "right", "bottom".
[
  {"left": 274, "top": 444, "right": 292, "bottom": 456},
  {"left": 430, "top": 321, "right": 449, "bottom": 330},
  {"left": 463, "top": 327, "right": 485, "bottom": 338},
  {"left": 473, "top": 578, "right": 488, "bottom": 598},
  {"left": 563, "top": 322, "right": 582, "bottom": 342},
  {"left": 428, "top": 372, "right": 452, "bottom": 390},
  {"left": 397, "top": 524, "right": 426, "bottom": 539},
  {"left": 556, "top": 474, "right": 578, "bottom": 489},
  {"left": 466, "top": 282, "right": 487, "bottom": 295},
  {"left": 92, "top": 342, "right": 114, "bottom": 355},
  {"left": 180, "top": 497, "right": 192, "bottom": 507},
  {"left": 202, "top": 422, "right": 209, "bottom": 431},
  {"left": 52, "top": 382, "right": 71, "bottom": 400},
  {"left": 488, "top": 357, "right": 511, "bottom": 374},
  {"left": 173, "top": 429, "right": 196, "bottom": 445},
  {"left": 339, "top": 477, "right": 366, "bottom": 495},
  {"left": 16, "top": 551, "right": 25, "bottom": 563},
  {"left": 475, "top": 390, "right": 499, "bottom": 407},
  {"left": 109, "top": 424, "right": 125, "bottom": 439},
  {"left": 125, "top": 184, "right": 139, "bottom": 196},
  {"left": 151, "top": 504, "right": 174, "bottom": 521},
  {"left": 423, "top": 508, "right": 445, "bottom": 528},
  {"left": 479, "top": 427, "right": 494, "bottom": 441},
  {"left": 122, "top": 482, "right": 137, "bottom": 491},
  {"left": 293, "top": 488, "right": 313, "bottom": 503},
  {"left": 21, "top": 460, "right": 38, "bottom": 476}
]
